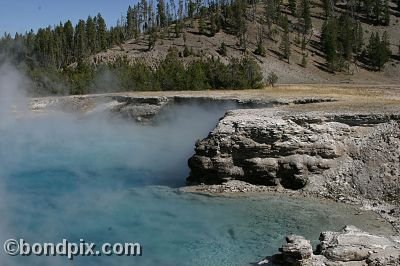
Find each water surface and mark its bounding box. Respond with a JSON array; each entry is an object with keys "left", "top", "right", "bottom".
[{"left": 0, "top": 103, "right": 394, "bottom": 266}]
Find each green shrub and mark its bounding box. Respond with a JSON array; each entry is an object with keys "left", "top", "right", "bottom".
[
  {"left": 156, "top": 50, "right": 186, "bottom": 90},
  {"left": 254, "top": 42, "right": 266, "bottom": 57},
  {"left": 26, "top": 50, "right": 265, "bottom": 94},
  {"left": 217, "top": 42, "right": 227, "bottom": 56},
  {"left": 267, "top": 71, "right": 278, "bottom": 87},
  {"left": 183, "top": 45, "right": 191, "bottom": 57},
  {"left": 186, "top": 61, "right": 210, "bottom": 90}
]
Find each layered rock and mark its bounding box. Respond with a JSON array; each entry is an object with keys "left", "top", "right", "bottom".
[
  {"left": 261, "top": 225, "right": 400, "bottom": 265},
  {"left": 109, "top": 96, "right": 170, "bottom": 121},
  {"left": 30, "top": 94, "right": 335, "bottom": 122},
  {"left": 30, "top": 95, "right": 171, "bottom": 121},
  {"left": 187, "top": 109, "right": 400, "bottom": 203}
]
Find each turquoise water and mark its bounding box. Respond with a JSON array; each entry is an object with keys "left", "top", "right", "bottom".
[{"left": 0, "top": 104, "right": 394, "bottom": 266}]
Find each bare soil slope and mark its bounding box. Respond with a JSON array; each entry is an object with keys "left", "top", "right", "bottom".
[{"left": 90, "top": 2, "right": 400, "bottom": 84}]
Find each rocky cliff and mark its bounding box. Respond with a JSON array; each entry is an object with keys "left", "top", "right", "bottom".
[{"left": 187, "top": 108, "right": 400, "bottom": 207}]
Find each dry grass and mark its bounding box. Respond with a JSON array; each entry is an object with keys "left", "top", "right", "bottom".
[
  {"left": 266, "top": 85, "right": 400, "bottom": 112},
  {"left": 85, "top": 84, "right": 400, "bottom": 113},
  {"left": 104, "top": 84, "right": 399, "bottom": 98}
]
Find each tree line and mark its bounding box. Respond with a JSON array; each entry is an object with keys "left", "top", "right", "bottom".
[
  {"left": 320, "top": 0, "right": 394, "bottom": 72},
  {"left": 0, "top": 0, "right": 398, "bottom": 94},
  {"left": 28, "top": 49, "right": 263, "bottom": 95},
  {"left": 1, "top": 14, "right": 110, "bottom": 69}
]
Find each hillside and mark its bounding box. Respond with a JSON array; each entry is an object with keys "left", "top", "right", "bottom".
[
  {"left": 1, "top": 0, "right": 400, "bottom": 95},
  {"left": 90, "top": 1, "right": 400, "bottom": 84}
]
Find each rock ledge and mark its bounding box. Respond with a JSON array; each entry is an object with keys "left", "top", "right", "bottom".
[{"left": 260, "top": 226, "right": 400, "bottom": 266}]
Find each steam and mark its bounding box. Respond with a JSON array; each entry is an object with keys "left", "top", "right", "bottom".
[
  {"left": 0, "top": 59, "right": 237, "bottom": 265},
  {"left": 89, "top": 66, "right": 121, "bottom": 93},
  {"left": 0, "top": 60, "right": 29, "bottom": 127},
  {"left": 0, "top": 60, "right": 30, "bottom": 265}
]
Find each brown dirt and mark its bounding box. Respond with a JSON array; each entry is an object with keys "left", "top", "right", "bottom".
[{"left": 90, "top": 2, "right": 400, "bottom": 85}]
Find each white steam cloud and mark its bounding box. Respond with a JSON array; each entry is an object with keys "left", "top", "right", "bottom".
[
  {"left": 0, "top": 60, "right": 30, "bottom": 127},
  {"left": 0, "top": 59, "right": 237, "bottom": 266}
]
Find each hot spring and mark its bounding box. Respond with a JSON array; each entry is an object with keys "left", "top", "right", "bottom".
[
  {"left": 0, "top": 102, "right": 395, "bottom": 266},
  {"left": 0, "top": 64, "right": 395, "bottom": 266}
]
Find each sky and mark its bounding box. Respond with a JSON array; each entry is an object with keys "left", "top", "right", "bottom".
[{"left": 0, "top": 0, "right": 137, "bottom": 35}]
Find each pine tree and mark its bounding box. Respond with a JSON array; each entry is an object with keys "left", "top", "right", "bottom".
[
  {"left": 218, "top": 42, "right": 228, "bottom": 56},
  {"left": 172, "top": 1, "right": 184, "bottom": 37},
  {"left": 254, "top": 28, "right": 266, "bottom": 56},
  {"left": 25, "top": 30, "right": 35, "bottom": 60},
  {"left": 382, "top": 0, "right": 390, "bottom": 26},
  {"left": 157, "top": 0, "right": 167, "bottom": 27},
  {"left": 353, "top": 21, "right": 363, "bottom": 55},
  {"left": 43, "top": 27, "right": 56, "bottom": 66},
  {"left": 265, "top": 0, "right": 281, "bottom": 31},
  {"left": 338, "top": 14, "right": 353, "bottom": 62},
  {"left": 372, "top": 0, "right": 381, "bottom": 24},
  {"left": 148, "top": 28, "right": 158, "bottom": 51},
  {"left": 195, "top": 0, "right": 202, "bottom": 14},
  {"left": 34, "top": 28, "right": 46, "bottom": 66},
  {"left": 96, "top": 14, "right": 108, "bottom": 51},
  {"left": 398, "top": 0, "right": 400, "bottom": 13},
  {"left": 246, "top": 0, "right": 255, "bottom": 21},
  {"left": 322, "top": 0, "right": 333, "bottom": 18},
  {"left": 86, "top": 16, "right": 97, "bottom": 54},
  {"left": 232, "top": 0, "right": 247, "bottom": 49},
  {"left": 53, "top": 23, "right": 65, "bottom": 68},
  {"left": 127, "top": 6, "right": 136, "bottom": 38},
  {"left": 364, "top": 0, "right": 372, "bottom": 20},
  {"left": 135, "top": 5, "right": 140, "bottom": 37},
  {"left": 280, "top": 15, "right": 291, "bottom": 62},
  {"left": 300, "top": 0, "right": 312, "bottom": 33},
  {"left": 188, "top": 0, "right": 196, "bottom": 19},
  {"left": 321, "top": 18, "right": 339, "bottom": 71},
  {"left": 367, "top": 32, "right": 380, "bottom": 69},
  {"left": 198, "top": 9, "right": 206, "bottom": 35},
  {"left": 74, "top": 20, "right": 88, "bottom": 59},
  {"left": 367, "top": 31, "right": 391, "bottom": 70},
  {"left": 141, "top": 0, "right": 149, "bottom": 32},
  {"left": 148, "top": 1, "right": 155, "bottom": 30},
  {"left": 63, "top": 20, "right": 74, "bottom": 63},
  {"left": 380, "top": 31, "right": 392, "bottom": 65},
  {"left": 288, "top": 0, "right": 297, "bottom": 16},
  {"left": 210, "top": 14, "right": 219, "bottom": 36}
]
